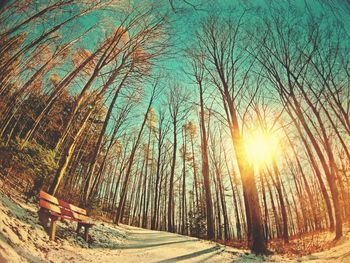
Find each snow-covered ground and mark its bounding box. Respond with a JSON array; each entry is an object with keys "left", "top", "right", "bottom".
[{"left": 0, "top": 191, "right": 349, "bottom": 263}]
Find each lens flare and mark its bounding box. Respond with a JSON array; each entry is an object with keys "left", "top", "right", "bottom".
[{"left": 244, "top": 131, "right": 279, "bottom": 166}]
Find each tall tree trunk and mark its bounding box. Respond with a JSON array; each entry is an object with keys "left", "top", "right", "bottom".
[
  {"left": 167, "top": 122, "right": 177, "bottom": 233},
  {"left": 198, "top": 81, "right": 215, "bottom": 240}
]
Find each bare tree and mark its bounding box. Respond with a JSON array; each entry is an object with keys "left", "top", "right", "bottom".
[{"left": 193, "top": 15, "right": 267, "bottom": 253}]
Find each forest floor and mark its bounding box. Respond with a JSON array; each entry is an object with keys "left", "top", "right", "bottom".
[{"left": 0, "top": 191, "right": 349, "bottom": 263}]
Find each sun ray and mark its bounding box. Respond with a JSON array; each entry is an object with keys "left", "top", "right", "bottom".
[{"left": 244, "top": 131, "right": 279, "bottom": 167}]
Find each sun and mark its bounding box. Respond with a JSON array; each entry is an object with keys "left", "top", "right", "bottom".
[{"left": 244, "top": 131, "right": 279, "bottom": 166}]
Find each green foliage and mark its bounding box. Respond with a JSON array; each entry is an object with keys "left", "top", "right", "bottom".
[{"left": 0, "top": 138, "right": 58, "bottom": 196}]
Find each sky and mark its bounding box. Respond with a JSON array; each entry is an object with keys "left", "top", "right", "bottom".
[
  {"left": 10, "top": 0, "right": 350, "bottom": 129},
  {"left": 17, "top": 0, "right": 350, "bottom": 84}
]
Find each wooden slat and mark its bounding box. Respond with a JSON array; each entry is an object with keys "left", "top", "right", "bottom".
[
  {"left": 39, "top": 190, "right": 59, "bottom": 205},
  {"left": 58, "top": 200, "right": 87, "bottom": 215},
  {"left": 60, "top": 207, "right": 74, "bottom": 218},
  {"left": 72, "top": 212, "right": 90, "bottom": 222},
  {"left": 39, "top": 199, "right": 61, "bottom": 215}
]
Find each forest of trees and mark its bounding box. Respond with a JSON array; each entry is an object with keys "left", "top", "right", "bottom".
[{"left": 0, "top": 0, "right": 349, "bottom": 255}]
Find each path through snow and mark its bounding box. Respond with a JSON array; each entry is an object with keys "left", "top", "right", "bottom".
[{"left": 0, "top": 191, "right": 349, "bottom": 263}]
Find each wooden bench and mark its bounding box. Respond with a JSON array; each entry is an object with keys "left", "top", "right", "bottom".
[{"left": 38, "top": 190, "right": 94, "bottom": 241}]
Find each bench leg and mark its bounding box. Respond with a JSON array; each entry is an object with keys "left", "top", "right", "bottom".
[
  {"left": 77, "top": 222, "right": 82, "bottom": 234},
  {"left": 84, "top": 225, "right": 90, "bottom": 242},
  {"left": 38, "top": 208, "right": 49, "bottom": 230},
  {"left": 49, "top": 219, "right": 58, "bottom": 241}
]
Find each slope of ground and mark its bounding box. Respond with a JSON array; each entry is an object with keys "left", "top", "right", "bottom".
[{"left": 0, "top": 191, "right": 349, "bottom": 263}]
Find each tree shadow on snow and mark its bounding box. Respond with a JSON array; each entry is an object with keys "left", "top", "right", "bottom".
[
  {"left": 121, "top": 239, "right": 197, "bottom": 250},
  {"left": 155, "top": 245, "right": 224, "bottom": 262}
]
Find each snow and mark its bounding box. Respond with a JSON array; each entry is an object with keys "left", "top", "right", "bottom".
[{"left": 0, "top": 191, "right": 349, "bottom": 263}]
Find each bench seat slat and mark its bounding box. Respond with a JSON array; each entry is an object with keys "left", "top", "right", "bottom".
[
  {"left": 39, "top": 190, "right": 59, "bottom": 205},
  {"left": 46, "top": 210, "right": 93, "bottom": 225},
  {"left": 59, "top": 208, "right": 90, "bottom": 223},
  {"left": 60, "top": 207, "right": 74, "bottom": 218},
  {"left": 58, "top": 200, "right": 87, "bottom": 215},
  {"left": 73, "top": 213, "right": 90, "bottom": 222},
  {"left": 39, "top": 199, "right": 61, "bottom": 214}
]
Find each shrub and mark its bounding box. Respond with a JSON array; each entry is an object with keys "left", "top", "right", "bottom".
[{"left": 0, "top": 138, "right": 58, "bottom": 197}]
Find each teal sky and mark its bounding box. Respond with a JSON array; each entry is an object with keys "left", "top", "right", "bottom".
[
  {"left": 11, "top": 0, "right": 350, "bottom": 129},
  {"left": 18, "top": 0, "right": 350, "bottom": 79}
]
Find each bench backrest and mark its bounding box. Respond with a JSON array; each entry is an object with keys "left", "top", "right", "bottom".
[{"left": 39, "top": 190, "right": 89, "bottom": 221}]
